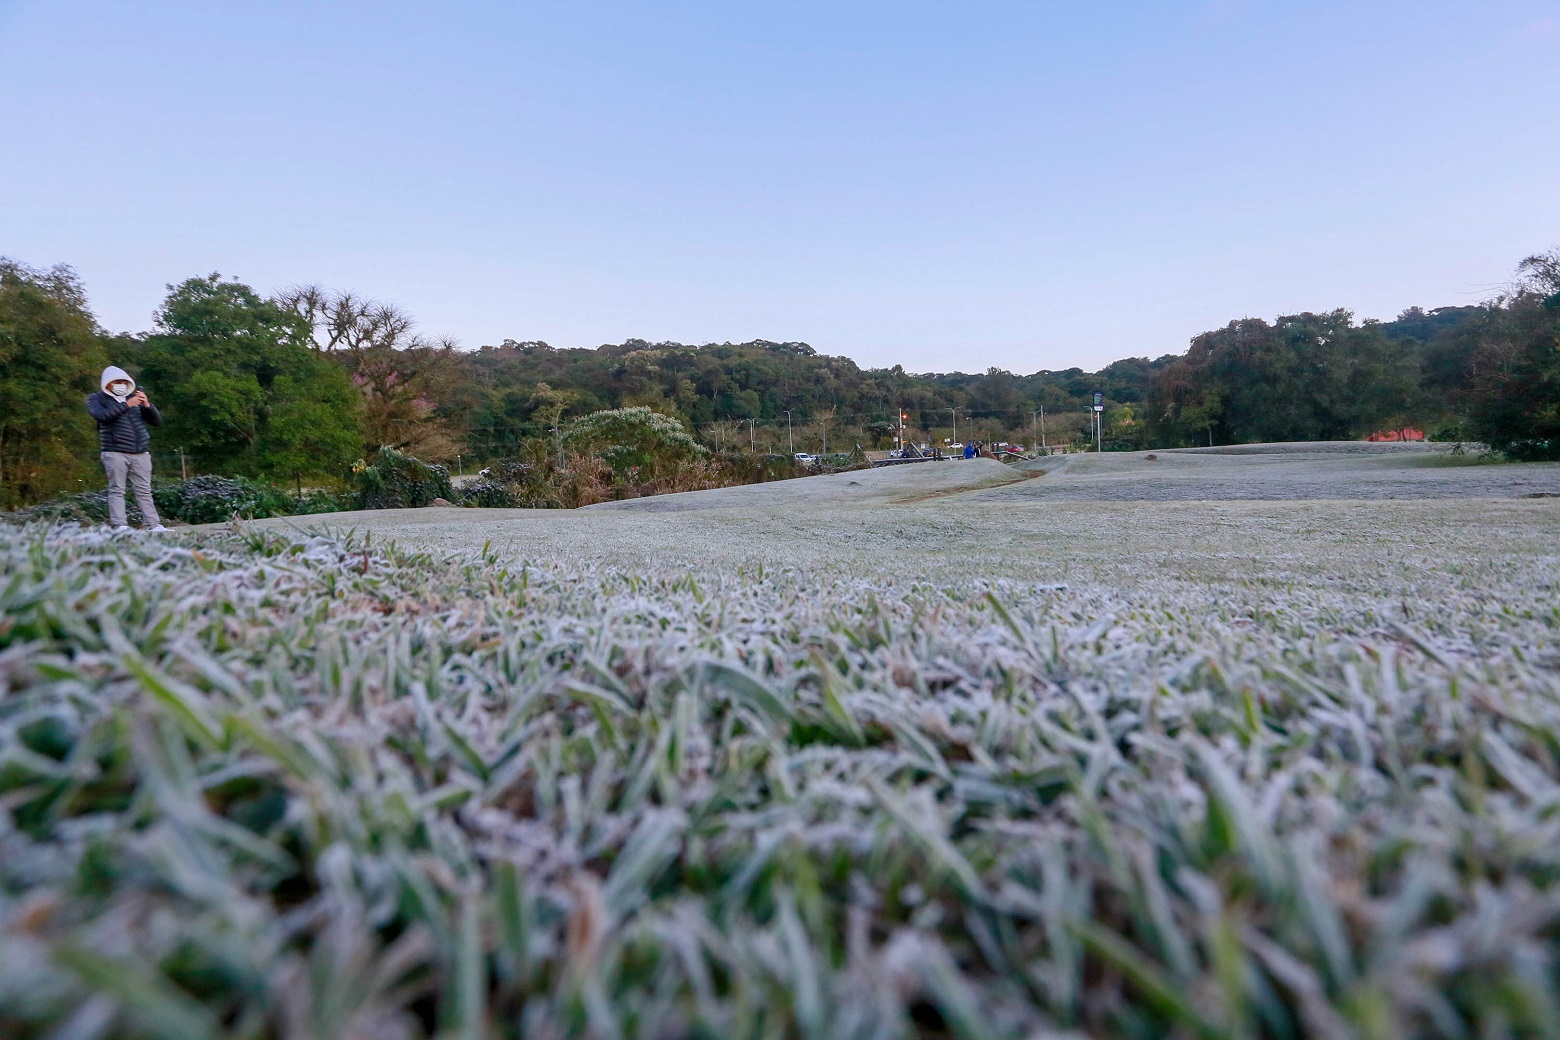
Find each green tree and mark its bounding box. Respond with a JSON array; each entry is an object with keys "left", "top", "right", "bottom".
[
  {"left": 0, "top": 260, "right": 107, "bottom": 506},
  {"left": 274, "top": 284, "right": 465, "bottom": 460},
  {"left": 865, "top": 419, "right": 897, "bottom": 448},
  {"left": 1463, "top": 251, "right": 1560, "bottom": 459},
  {"left": 1179, "top": 388, "right": 1224, "bottom": 446},
  {"left": 139, "top": 275, "right": 360, "bottom": 479},
  {"left": 1147, "top": 310, "right": 1429, "bottom": 446},
  {"left": 1104, "top": 403, "right": 1144, "bottom": 449},
  {"left": 261, "top": 374, "right": 364, "bottom": 491}
]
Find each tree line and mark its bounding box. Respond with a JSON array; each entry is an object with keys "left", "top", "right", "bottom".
[{"left": 2, "top": 249, "right": 1556, "bottom": 507}]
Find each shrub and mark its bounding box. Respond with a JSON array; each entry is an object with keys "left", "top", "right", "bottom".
[
  {"left": 480, "top": 459, "right": 533, "bottom": 484},
  {"left": 459, "top": 449, "right": 810, "bottom": 510},
  {"left": 716, "top": 452, "right": 803, "bottom": 484},
  {"left": 564, "top": 407, "right": 707, "bottom": 485},
  {"left": 293, "top": 487, "right": 359, "bottom": 515},
  {"left": 2, "top": 492, "right": 105, "bottom": 525},
  {"left": 2, "top": 474, "right": 301, "bottom": 526},
  {"left": 152, "top": 475, "right": 297, "bottom": 524},
  {"left": 1429, "top": 420, "right": 1467, "bottom": 443},
  {"left": 815, "top": 446, "right": 871, "bottom": 472},
  {"left": 459, "top": 454, "right": 611, "bottom": 509},
  {"left": 353, "top": 446, "right": 453, "bottom": 510},
  {"left": 459, "top": 478, "right": 520, "bottom": 509}
]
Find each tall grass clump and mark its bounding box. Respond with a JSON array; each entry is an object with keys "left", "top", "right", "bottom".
[{"left": 1, "top": 523, "right": 1558, "bottom": 1038}]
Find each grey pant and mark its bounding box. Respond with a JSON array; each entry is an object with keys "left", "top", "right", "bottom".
[{"left": 101, "top": 451, "right": 160, "bottom": 528}]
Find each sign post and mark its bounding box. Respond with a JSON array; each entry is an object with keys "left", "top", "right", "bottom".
[{"left": 1092, "top": 392, "right": 1104, "bottom": 453}]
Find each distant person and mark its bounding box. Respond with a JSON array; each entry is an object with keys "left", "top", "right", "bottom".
[
  {"left": 963, "top": 441, "right": 976, "bottom": 459},
  {"left": 86, "top": 366, "right": 167, "bottom": 532}
]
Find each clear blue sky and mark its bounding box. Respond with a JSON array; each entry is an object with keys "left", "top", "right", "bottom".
[{"left": 2, "top": 1, "right": 1556, "bottom": 372}]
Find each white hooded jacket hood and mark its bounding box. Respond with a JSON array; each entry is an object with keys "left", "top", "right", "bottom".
[{"left": 101, "top": 366, "right": 136, "bottom": 401}]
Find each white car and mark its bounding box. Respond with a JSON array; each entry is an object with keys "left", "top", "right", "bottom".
[{"left": 794, "top": 453, "right": 818, "bottom": 465}]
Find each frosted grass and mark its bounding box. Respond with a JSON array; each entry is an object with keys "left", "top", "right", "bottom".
[{"left": 1, "top": 516, "right": 1558, "bottom": 1039}]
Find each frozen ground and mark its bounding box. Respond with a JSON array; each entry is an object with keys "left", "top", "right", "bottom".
[
  {"left": 7, "top": 446, "right": 1560, "bottom": 1037},
  {"left": 988, "top": 443, "right": 1560, "bottom": 503},
  {"left": 249, "top": 446, "right": 1560, "bottom": 591},
  {"left": 583, "top": 456, "right": 1028, "bottom": 512}
]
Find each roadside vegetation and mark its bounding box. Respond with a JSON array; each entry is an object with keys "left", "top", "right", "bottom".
[
  {"left": 2, "top": 512, "right": 1557, "bottom": 1038},
  {"left": 4, "top": 249, "right": 1558, "bottom": 511}
]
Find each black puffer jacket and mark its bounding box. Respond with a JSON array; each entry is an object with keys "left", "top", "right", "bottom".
[{"left": 87, "top": 391, "right": 161, "bottom": 454}]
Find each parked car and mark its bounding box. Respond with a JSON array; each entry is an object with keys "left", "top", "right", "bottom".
[{"left": 794, "top": 453, "right": 818, "bottom": 465}]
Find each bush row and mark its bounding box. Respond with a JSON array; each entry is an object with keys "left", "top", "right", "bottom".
[
  {"left": 459, "top": 450, "right": 821, "bottom": 509},
  {"left": 3, "top": 448, "right": 452, "bottom": 526},
  {"left": 4, "top": 444, "right": 826, "bottom": 525},
  {"left": 2, "top": 475, "right": 318, "bottom": 526}
]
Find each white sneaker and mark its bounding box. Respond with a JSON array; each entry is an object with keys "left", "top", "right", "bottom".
[{"left": 146, "top": 524, "right": 170, "bottom": 533}]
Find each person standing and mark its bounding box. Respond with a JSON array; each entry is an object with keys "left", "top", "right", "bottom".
[{"left": 86, "top": 366, "right": 168, "bottom": 531}]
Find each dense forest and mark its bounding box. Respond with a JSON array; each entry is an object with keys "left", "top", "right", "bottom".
[{"left": 2, "top": 250, "right": 1557, "bottom": 507}]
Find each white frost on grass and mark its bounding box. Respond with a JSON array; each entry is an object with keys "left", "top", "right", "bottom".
[{"left": 4, "top": 466, "right": 1560, "bottom": 1037}]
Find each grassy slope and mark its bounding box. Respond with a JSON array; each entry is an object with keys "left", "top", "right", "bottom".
[{"left": 3, "top": 454, "right": 1560, "bottom": 1039}]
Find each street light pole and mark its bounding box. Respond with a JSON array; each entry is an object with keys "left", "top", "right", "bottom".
[
  {"left": 784, "top": 410, "right": 794, "bottom": 455},
  {"left": 949, "top": 407, "right": 958, "bottom": 453},
  {"left": 749, "top": 418, "right": 756, "bottom": 452}
]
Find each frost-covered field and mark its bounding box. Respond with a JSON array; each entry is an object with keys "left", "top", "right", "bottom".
[
  {"left": 4, "top": 453, "right": 1560, "bottom": 1039},
  {"left": 988, "top": 448, "right": 1560, "bottom": 504}
]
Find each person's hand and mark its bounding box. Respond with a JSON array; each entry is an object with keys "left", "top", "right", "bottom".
[{"left": 129, "top": 390, "right": 148, "bottom": 406}]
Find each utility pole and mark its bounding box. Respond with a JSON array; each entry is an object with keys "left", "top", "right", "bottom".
[
  {"left": 178, "top": 448, "right": 187, "bottom": 480},
  {"left": 784, "top": 410, "right": 794, "bottom": 455},
  {"left": 949, "top": 407, "right": 958, "bottom": 453},
  {"left": 749, "top": 418, "right": 756, "bottom": 452}
]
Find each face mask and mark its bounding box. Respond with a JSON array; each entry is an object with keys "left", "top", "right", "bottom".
[{"left": 109, "top": 384, "right": 131, "bottom": 401}]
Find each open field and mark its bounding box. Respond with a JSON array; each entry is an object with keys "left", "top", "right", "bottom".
[
  {"left": 4, "top": 449, "right": 1560, "bottom": 1038},
  {"left": 991, "top": 445, "right": 1560, "bottom": 504}
]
